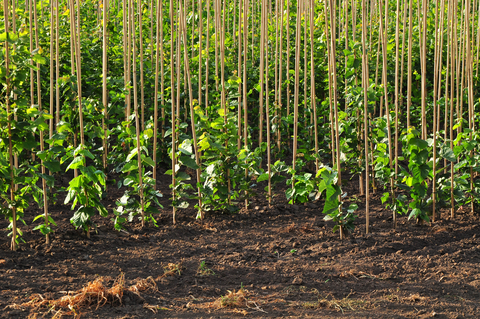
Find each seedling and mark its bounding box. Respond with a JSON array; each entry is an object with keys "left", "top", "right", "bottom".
[{"left": 197, "top": 260, "right": 215, "bottom": 276}]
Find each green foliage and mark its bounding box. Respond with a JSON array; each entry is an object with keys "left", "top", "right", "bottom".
[
  {"left": 318, "top": 166, "right": 357, "bottom": 236},
  {"left": 285, "top": 159, "right": 317, "bottom": 204},
  {"left": 395, "top": 128, "right": 433, "bottom": 223},
  {"left": 113, "top": 119, "right": 163, "bottom": 230},
  {"left": 63, "top": 145, "right": 108, "bottom": 234}
]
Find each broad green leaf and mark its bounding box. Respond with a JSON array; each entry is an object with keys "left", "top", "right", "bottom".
[
  {"left": 142, "top": 155, "right": 155, "bottom": 167},
  {"left": 126, "top": 148, "right": 138, "bottom": 162},
  {"left": 66, "top": 156, "right": 84, "bottom": 170},
  {"left": 179, "top": 139, "right": 193, "bottom": 155},
  {"left": 123, "top": 176, "right": 135, "bottom": 186},
  {"left": 440, "top": 146, "right": 456, "bottom": 162},
  {"left": 179, "top": 156, "right": 199, "bottom": 170},
  {"left": 175, "top": 171, "right": 191, "bottom": 181},
  {"left": 409, "top": 138, "right": 428, "bottom": 150},
  {"left": 257, "top": 173, "right": 269, "bottom": 182},
  {"left": 44, "top": 160, "right": 61, "bottom": 173},
  {"left": 285, "top": 188, "right": 295, "bottom": 200},
  {"left": 32, "top": 54, "right": 46, "bottom": 64},
  {"left": 122, "top": 161, "right": 137, "bottom": 173},
  {"left": 69, "top": 175, "right": 84, "bottom": 188}
]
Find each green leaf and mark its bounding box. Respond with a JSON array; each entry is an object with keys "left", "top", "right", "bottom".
[
  {"left": 122, "top": 161, "right": 138, "bottom": 173},
  {"left": 285, "top": 188, "right": 295, "bottom": 200},
  {"left": 66, "top": 156, "right": 84, "bottom": 170},
  {"left": 257, "top": 173, "right": 269, "bottom": 182},
  {"left": 22, "top": 136, "right": 38, "bottom": 151},
  {"left": 179, "top": 139, "right": 193, "bottom": 155},
  {"left": 409, "top": 138, "right": 428, "bottom": 150},
  {"left": 142, "top": 155, "right": 155, "bottom": 167},
  {"left": 32, "top": 54, "right": 47, "bottom": 64},
  {"left": 69, "top": 176, "right": 84, "bottom": 188},
  {"left": 175, "top": 171, "right": 191, "bottom": 181},
  {"left": 126, "top": 148, "right": 138, "bottom": 162},
  {"left": 123, "top": 176, "right": 135, "bottom": 186},
  {"left": 44, "top": 160, "right": 61, "bottom": 173},
  {"left": 440, "top": 146, "right": 456, "bottom": 162},
  {"left": 179, "top": 156, "right": 199, "bottom": 170},
  {"left": 347, "top": 203, "right": 358, "bottom": 213},
  {"left": 408, "top": 208, "right": 421, "bottom": 220},
  {"left": 80, "top": 149, "right": 95, "bottom": 160}
]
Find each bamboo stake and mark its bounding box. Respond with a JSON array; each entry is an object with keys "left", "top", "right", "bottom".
[
  {"left": 399, "top": 0, "right": 407, "bottom": 132},
  {"left": 180, "top": 2, "right": 203, "bottom": 219},
  {"left": 394, "top": 0, "right": 400, "bottom": 181},
  {"left": 50, "top": 0, "right": 55, "bottom": 137},
  {"left": 139, "top": 0, "right": 145, "bottom": 131},
  {"left": 362, "top": 0, "right": 370, "bottom": 234},
  {"left": 406, "top": 0, "right": 413, "bottom": 128},
  {"left": 243, "top": 0, "right": 249, "bottom": 208},
  {"left": 126, "top": 0, "right": 132, "bottom": 121},
  {"left": 286, "top": 0, "right": 291, "bottom": 147},
  {"left": 175, "top": 0, "right": 181, "bottom": 223},
  {"left": 214, "top": 0, "right": 219, "bottom": 91},
  {"left": 465, "top": 0, "right": 474, "bottom": 213},
  {"left": 205, "top": 0, "right": 211, "bottom": 115},
  {"left": 274, "top": 0, "right": 279, "bottom": 153},
  {"left": 4, "top": 0, "right": 17, "bottom": 250},
  {"left": 379, "top": 0, "right": 395, "bottom": 228},
  {"left": 74, "top": 0, "right": 85, "bottom": 146},
  {"left": 328, "top": 0, "right": 342, "bottom": 189},
  {"left": 102, "top": 0, "right": 108, "bottom": 174},
  {"left": 220, "top": 0, "right": 231, "bottom": 205},
  {"left": 130, "top": 0, "right": 145, "bottom": 227},
  {"left": 310, "top": 0, "right": 318, "bottom": 172},
  {"left": 421, "top": 0, "right": 428, "bottom": 137},
  {"left": 292, "top": 0, "right": 301, "bottom": 172},
  {"left": 198, "top": 0, "right": 203, "bottom": 118},
  {"left": 278, "top": 0, "right": 284, "bottom": 151},
  {"left": 323, "top": 2, "right": 335, "bottom": 168},
  {"left": 237, "top": 0, "right": 242, "bottom": 150},
  {"left": 55, "top": 0, "right": 60, "bottom": 128},
  {"left": 170, "top": 0, "right": 177, "bottom": 223},
  {"left": 449, "top": 0, "right": 455, "bottom": 219},
  {"left": 153, "top": 0, "right": 161, "bottom": 186},
  {"left": 29, "top": 0, "right": 34, "bottom": 162},
  {"left": 33, "top": 0, "right": 50, "bottom": 245},
  {"left": 259, "top": 0, "right": 266, "bottom": 159},
  {"left": 264, "top": 0, "right": 272, "bottom": 204},
  {"left": 160, "top": 0, "right": 165, "bottom": 138},
  {"left": 432, "top": 0, "right": 444, "bottom": 222}
]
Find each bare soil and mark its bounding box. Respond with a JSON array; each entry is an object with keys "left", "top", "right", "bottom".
[{"left": 1, "top": 171, "right": 480, "bottom": 318}]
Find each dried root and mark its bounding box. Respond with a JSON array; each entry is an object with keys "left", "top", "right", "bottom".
[{"left": 10, "top": 273, "right": 157, "bottom": 318}]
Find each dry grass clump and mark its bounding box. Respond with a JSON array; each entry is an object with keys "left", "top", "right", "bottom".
[
  {"left": 303, "top": 293, "right": 376, "bottom": 313},
  {"left": 211, "top": 287, "right": 267, "bottom": 313},
  {"left": 11, "top": 273, "right": 157, "bottom": 318},
  {"left": 214, "top": 288, "right": 248, "bottom": 308}
]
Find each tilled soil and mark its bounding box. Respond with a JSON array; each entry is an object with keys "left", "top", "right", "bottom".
[{"left": 1, "top": 173, "right": 480, "bottom": 318}]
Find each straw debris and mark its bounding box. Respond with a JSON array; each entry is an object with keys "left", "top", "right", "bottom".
[{"left": 9, "top": 273, "right": 157, "bottom": 318}]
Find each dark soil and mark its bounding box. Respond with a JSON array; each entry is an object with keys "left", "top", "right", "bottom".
[{"left": 1, "top": 171, "right": 480, "bottom": 318}]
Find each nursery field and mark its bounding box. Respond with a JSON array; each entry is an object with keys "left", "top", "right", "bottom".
[
  {"left": 1, "top": 177, "right": 480, "bottom": 318},
  {"left": 2, "top": 0, "right": 480, "bottom": 317}
]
